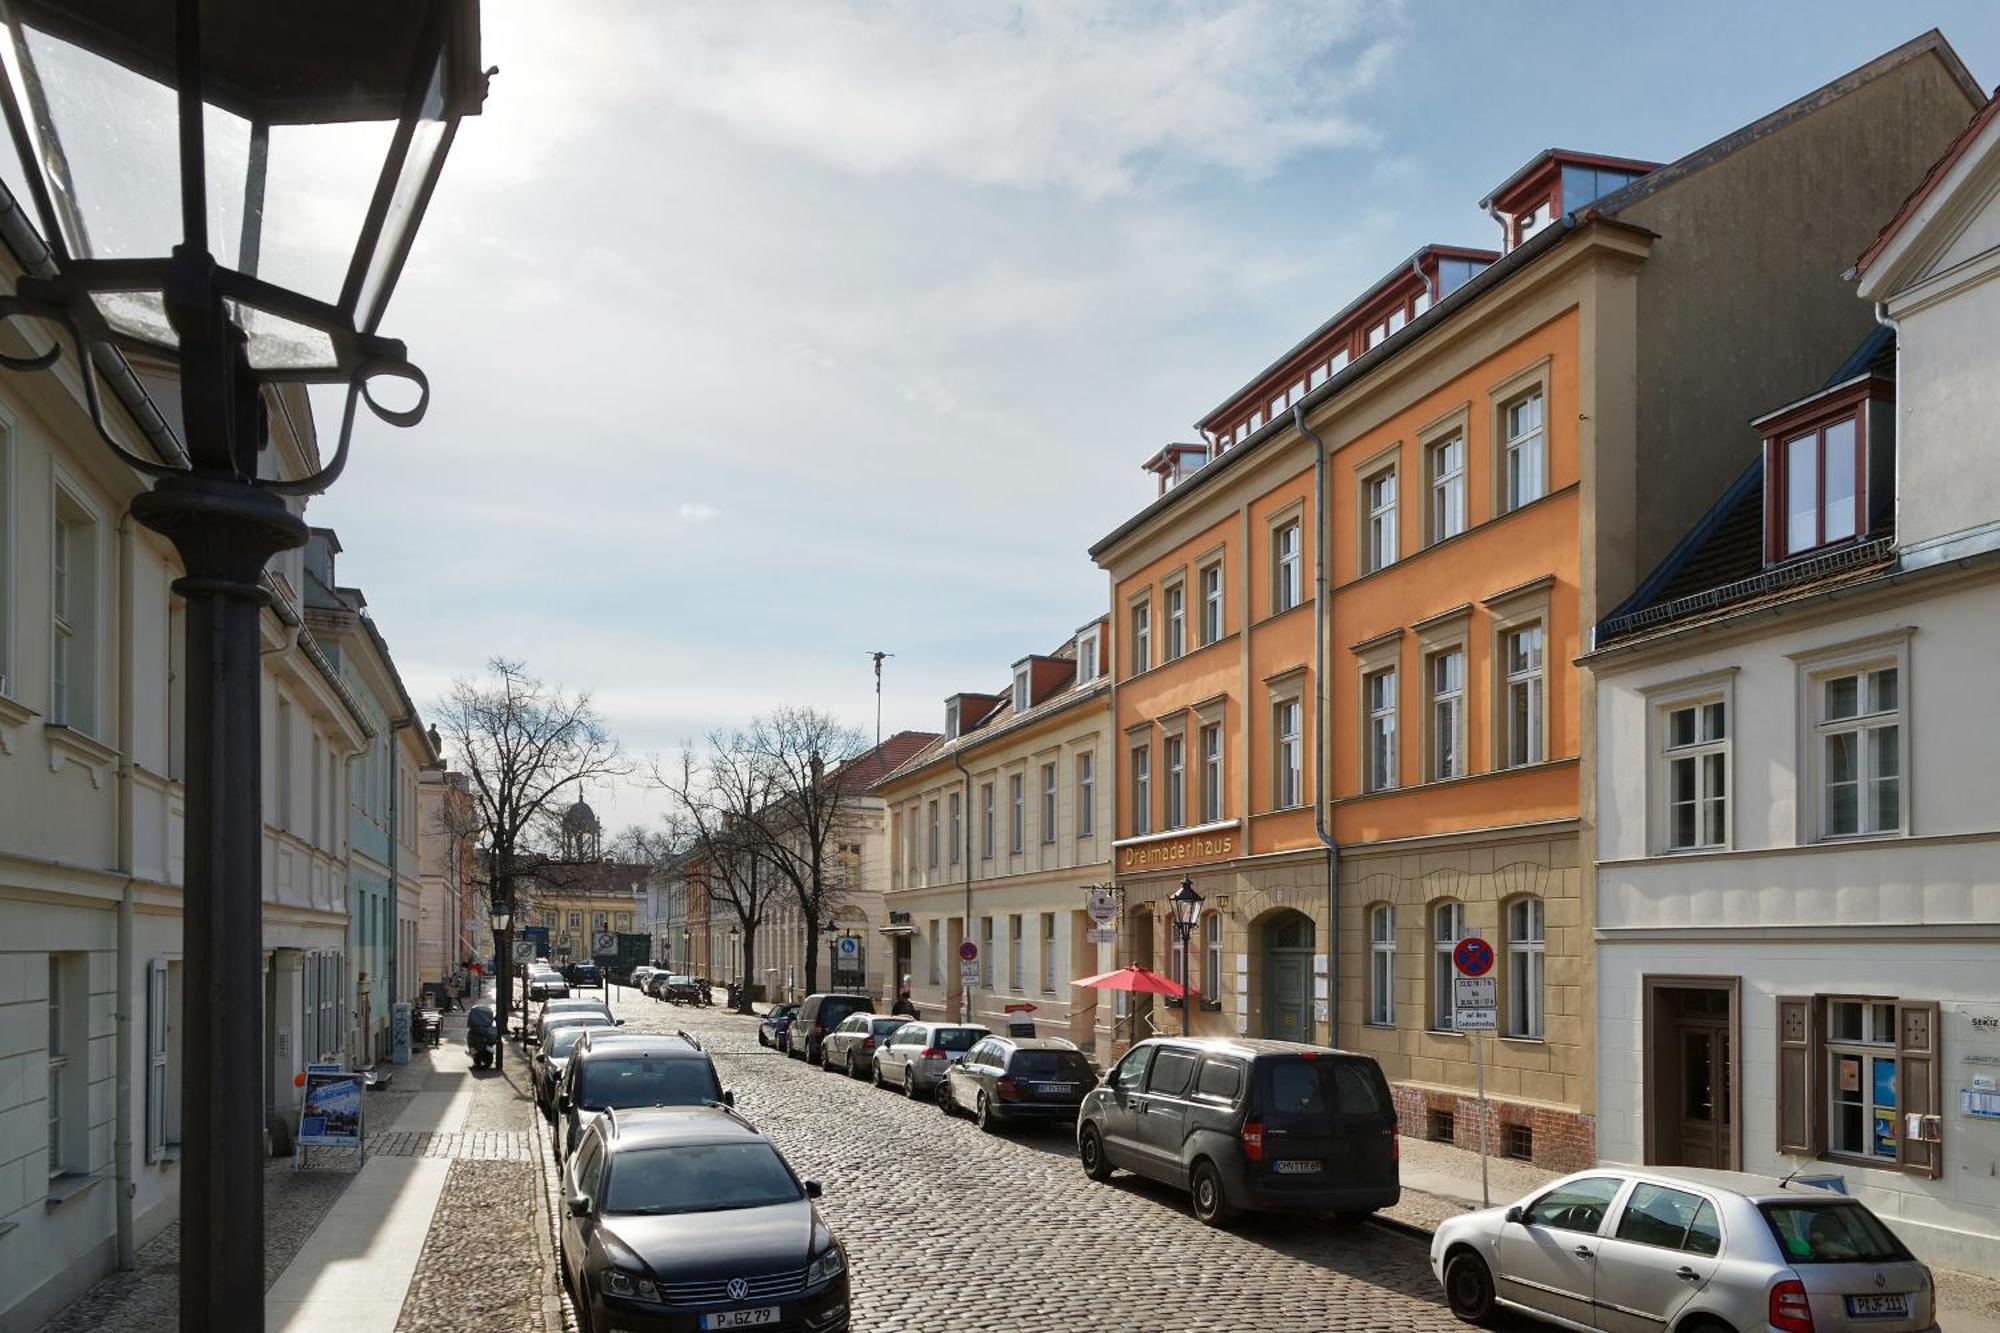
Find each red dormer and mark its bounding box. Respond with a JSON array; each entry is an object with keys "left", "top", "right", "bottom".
[
  {"left": 1142, "top": 442, "right": 1210, "bottom": 496},
  {"left": 943, "top": 692, "right": 1003, "bottom": 740},
  {"left": 1480, "top": 149, "right": 1660, "bottom": 252},
  {"left": 1753, "top": 371, "right": 1895, "bottom": 566}
]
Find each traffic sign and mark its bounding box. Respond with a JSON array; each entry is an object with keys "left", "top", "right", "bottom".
[
  {"left": 1453, "top": 936, "right": 1495, "bottom": 978},
  {"left": 958, "top": 940, "right": 978, "bottom": 962},
  {"left": 1453, "top": 976, "right": 1498, "bottom": 1031},
  {"left": 592, "top": 931, "right": 618, "bottom": 956},
  {"left": 837, "top": 936, "right": 859, "bottom": 957},
  {"left": 958, "top": 960, "right": 979, "bottom": 986},
  {"left": 1004, "top": 1002, "right": 1038, "bottom": 1014},
  {"left": 510, "top": 938, "right": 533, "bottom": 963}
]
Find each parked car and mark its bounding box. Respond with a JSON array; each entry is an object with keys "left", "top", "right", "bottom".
[
  {"left": 553, "top": 1031, "right": 732, "bottom": 1161},
  {"left": 1076, "top": 1037, "right": 1398, "bottom": 1228},
  {"left": 532, "top": 997, "right": 616, "bottom": 1045},
  {"left": 787, "top": 993, "right": 878, "bottom": 1064},
  {"left": 564, "top": 961, "right": 603, "bottom": 989},
  {"left": 642, "top": 971, "right": 674, "bottom": 1000},
  {"left": 532, "top": 1022, "right": 611, "bottom": 1111},
  {"left": 819, "top": 1014, "right": 906, "bottom": 1076},
  {"left": 1431, "top": 1165, "right": 1936, "bottom": 1332},
  {"left": 758, "top": 1003, "right": 800, "bottom": 1050},
  {"left": 942, "top": 1036, "right": 1097, "bottom": 1130},
  {"left": 870, "top": 1021, "right": 988, "bottom": 1096},
  {"left": 527, "top": 967, "right": 570, "bottom": 1002},
  {"left": 627, "top": 965, "right": 657, "bottom": 994},
  {"left": 559, "top": 1106, "right": 849, "bottom": 1333}
]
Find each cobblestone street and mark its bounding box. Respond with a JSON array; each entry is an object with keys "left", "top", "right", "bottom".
[{"left": 601, "top": 988, "right": 1542, "bottom": 1333}]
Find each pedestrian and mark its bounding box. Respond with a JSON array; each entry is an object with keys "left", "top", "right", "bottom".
[{"left": 891, "top": 990, "right": 918, "bottom": 1018}]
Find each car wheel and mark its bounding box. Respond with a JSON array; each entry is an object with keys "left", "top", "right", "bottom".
[
  {"left": 1078, "top": 1123, "right": 1113, "bottom": 1181},
  {"left": 1443, "top": 1250, "right": 1498, "bottom": 1326},
  {"left": 903, "top": 1069, "right": 920, "bottom": 1099},
  {"left": 818, "top": 1045, "right": 832, "bottom": 1071},
  {"left": 871, "top": 1061, "right": 884, "bottom": 1089},
  {"left": 936, "top": 1079, "right": 955, "bottom": 1114},
  {"left": 757, "top": 1030, "right": 767, "bottom": 1048},
  {"left": 975, "top": 1094, "right": 998, "bottom": 1133},
  {"left": 1190, "top": 1159, "right": 1232, "bottom": 1227}
]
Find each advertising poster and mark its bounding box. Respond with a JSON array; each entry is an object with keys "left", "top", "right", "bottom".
[{"left": 298, "top": 1064, "right": 364, "bottom": 1148}]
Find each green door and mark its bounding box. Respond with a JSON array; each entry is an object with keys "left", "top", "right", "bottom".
[{"left": 1261, "top": 911, "right": 1316, "bottom": 1043}]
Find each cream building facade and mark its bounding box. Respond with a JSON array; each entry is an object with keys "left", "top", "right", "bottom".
[{"left": 878, "top": 625, "right": 1115, "bottom": 1053}]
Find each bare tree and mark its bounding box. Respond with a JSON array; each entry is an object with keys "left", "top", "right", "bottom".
[
  {"left": 657, "top": 731, "right": 783, "bottom": 1014},
  {"left": 435, "top": 657, "right": 627, "bottom": 1028}
]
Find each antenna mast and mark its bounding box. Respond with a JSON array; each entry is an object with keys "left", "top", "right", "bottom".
[{"left": 869, "top": 650, "right": 894, "bottom": 748}]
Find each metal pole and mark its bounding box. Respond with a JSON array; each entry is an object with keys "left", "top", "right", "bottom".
[
  {"left": 1178, "top": 924, "right": 1191, "bottom": 1036},
  {"left": 1475, "top": 1032, "right": 1490, "bottom": 1208}
]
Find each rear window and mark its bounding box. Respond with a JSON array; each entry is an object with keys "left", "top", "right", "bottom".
[
  {"left": 933, "top": 1028, "right": 983, "bottom": 1053},
  {"left": 1760, "top": 1201, "right": 1911, "bottom": 1265},
  {"left": 1010, "top": 1050, "right": 1094, "bottom": 1081},
  {"left": 1257, "top": 1057, "right": 1389, "bottom": 1124},
  {"left": 869, "top": 1018, "right": 907, "bottom": 1037},
  {"left": 1148, "top": 1049, "right": 1199, "bottom": 1097},
  {"left": 576, "top": 1057, "right": 721, "bottom": 1110}
]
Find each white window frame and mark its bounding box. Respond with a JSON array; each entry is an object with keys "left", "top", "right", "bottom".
[
  {"left": 1273, "top": 696, "right": 1303, "bottom": 809},
  {"left": 1647, "top": 673, "right": 1735, "bottom": 854},
  {"left": 1131, "top": 600, "right": 1152, "bottom": 675},
  {"left": 1130, "top": 742, "right": 1152, "bottom": 835},
  {"left": 948, "top": 791, "right": 961, "bottom": 865},
  {"left": 1428, "top": 430, "right": 1467, "bottom": 545},
  {"left": 1163, "top": 731, "right": 1186, "bottom": 829},
  {"left": 1013, "top": 667, "right": 1030, "bottom": 713},
  {"left": 50, "top": 482, "right": 100, "bottom": 734},
  {"left": 1795, "top": 634, "right": 1910, "bottom": 843},
  {"left": 1199, "top": 721, "right": 1222, "bottom": 824},
  {"left": 1076, "top": 626, "right": 1100, "bottom": 684},
  {"left": 1040, "top": 762, "right": 1057, "bottom": 844},
  {"left": 1008, "top": 773, "right": 1024, "bottom": 854},
  {"left": 1163, "top": 580, "right": 1185, "bottom": 661},
  {"left": 1364, "top": 463, "right": 1398, "bottom": 573},
  {"left": 1368, "top": 904, "right": 1395, "bottom": 1026},
  {"left": 1199, "top": 559, "right": 1223, "bottom": 645},
  {"left": 1273, "top": 519, "right": 1302, "bottom": 613},
  {"left": 926, "top": 799, "right": 939, "bottom": 870},
  {"left": 1502, "top": 391, "right": 1546, "bottom": 512},
  {"left": 1431, "top": 900, "right": 1466, "bottom": 1032},
  {"left": 1502, "top": 622, "right": 1546, "bottom": 768},
  {"left": 1008, "top": 914, "right": 1023, "bottom": 991},
  {"left": 980, "top": 916, "right": 994, "bottom": 988},
  {"left": 1076, "top": 751, "right": 1095, "bottom": 838},
  {"left": 1040, "top": 913, "right": 1056, "bottom": 993},
  {"left": 47, "top": 955, "right": 68, "bottom": 1175},
  {"left": 1824, "top": 996, "right": 1901, "bottom": 1162},
  {"left": 1428, "top": 648, "right": 1465, "bottom": 782},
  {"left": 980, "top": 782, "right": 995, "bottom": 860},
  {"left": 1201, "top": 911, "right": 1222, "bottom": 1001},
  {"left": 1505, "top": 896, "right": 1545, "bottom": 1039},
  {"left": 1364, "top": 667, "right": 1397, "bottom": 793}
]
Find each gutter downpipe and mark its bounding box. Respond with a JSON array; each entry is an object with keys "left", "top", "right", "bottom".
[
  {"left": 113, "top": 516, "right": 138, "bottom": 1268},
  {"left": 388, "top": 718, "right": 414, "bottom": 1061},
  {"left": 951, "top": 749, "right": 974, "bottom": 1024},
  {"left": 1293, "top": 404, "right": 1341, "bottom": 1045}
]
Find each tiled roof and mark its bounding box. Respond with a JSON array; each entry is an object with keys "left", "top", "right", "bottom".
[
  {"left": 832, "top": 730, "right": 940, "bottom": 793},
  {"left": 874, "top": 673, "right": 1110, "bottom": 792},
  {"left": 1854, "top": 83, "right": 2000, "bottom": 280}
]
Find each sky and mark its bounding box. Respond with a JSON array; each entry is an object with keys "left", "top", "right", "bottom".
[{"left": 304, "top": 1, "right": 2000, "bottom": 833}]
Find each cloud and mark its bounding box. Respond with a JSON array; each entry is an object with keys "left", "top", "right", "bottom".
[{"left": 677, "top": 502, "right": 719, "bottom": 522}]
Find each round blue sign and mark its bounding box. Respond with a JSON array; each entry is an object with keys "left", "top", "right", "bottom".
[
  {"left": 1453, "top": 936, "right": 1495, "bottom": 978},
  {"left": 837, "top": 936, "right": 859, "bottom": 956}
]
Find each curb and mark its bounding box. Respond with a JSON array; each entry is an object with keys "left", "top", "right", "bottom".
[{"left": 527, "top": 1048, "right": 579, "bottom": 1333}]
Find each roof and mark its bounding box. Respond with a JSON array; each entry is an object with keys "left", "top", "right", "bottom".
[
  {"left": 989, "top": 1036, "right": 1082, "bottom": 1051},
  {"left": 1854, "top": 81, "right": 2000, "bottom": 281},
  {"left": 574, "top": 1031, "right": 706, "bottom": 1059},
  {"left": 1138, "top": 1035, "right": 1365, "bottom": 1060},
  {"left": 875, "top": 673, "right": 1111, "bottom": 792},
  {"left": 1602, "top": 1165, "right": 1848, "bottom": 1200},
  {"left": 603, "top": 1106, "right": 761, "bottom": 1149},
  {"left": 831, "top": 731, "right": 939, "bottom": 792},
  {"left": 1476, "top": 148, "right": 1665, "bottom": 210}
]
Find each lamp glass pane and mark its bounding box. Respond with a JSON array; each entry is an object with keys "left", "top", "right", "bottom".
[
  {"left": 89, "top": 289, "right": 175, "bottom": 349},
  {"left": 227, "top": 299, "right": 337, "bottom": 371},
  {"left": 354, "top": 54, "right": 448, "bottom": 331},
  {"left": 252, "top": 115, "right": 393, "bottom": 304}
]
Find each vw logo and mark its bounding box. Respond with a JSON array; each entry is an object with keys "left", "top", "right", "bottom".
[
  {"left": 727, "top": 1278, "right": 749, "bottom": 1301},
  {"left": 1875, "top": 1272, "right": 1887, "bottom": 1289}
]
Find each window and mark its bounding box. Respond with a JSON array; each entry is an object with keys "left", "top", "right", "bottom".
[
  {"left": 1164, "top": 582, "right": 1185, "bottom": 660},
  {"left": 1199, "top": 722, "right": 1222, "bottom": 823},
  {"left": 1431, "top": 900, "right": 1465, "bottom": 1031},
  {"left": 1199, "top": 561, "right": 1223, "bottom": 645},
  {"left": 1815, "top": 664, "right": 1900, "bottom": 839},
  {"left": 1364, "top": 669, "right": 1397, "bottom": 793},
  {"left": 1429, "top": 434, "right": 1466, "bottom": 543},
  {"left": 1368, "top": 905, "right": 1395, "bottom": 1025},
  {"left": 980, "top": 782, "right": 994, "bottom": 859},
  {"left": 1130, "top": 743, "right": 1151, "bottom": 835},
  {"left": 927, "top": 921, "right": 940, "bottom": 985},
  {"left": 1366, "top": 319, "right": 1389, "bottom": 349},
  {"left": 1364, "top": 466, "right": 1397, "bottom": 572},
  {"left": 1076, "top": 628, "right": 1099, "bottom": 683},
  {"left": 1076, "top": 752, "right": 1095, "bottom": 837},
  {"left": 1131, "top": 601, "right": 1151, "bottom": 674},
  {"left": 569, "top": 911, "right": 581, "bottom": 928},
  {"left": 1008, "top": 774, "right": 1024, "bottom": 854},
  {"left": 1273, "top": 699, "right": 1302, "bottom": 809},
  {"left": 1502, "top": 389, "right": 1546, "bottom": 512},
  {"left": 1615, "top": 1183, "right": 1720, "bottom": 1254},
  {"left": 1008, "top": 915, "right": 1023, "bottom": 990},
  {"left": 1163, "top": 732, "right": 1186, "bottom": 829},
  {"left": 1273, "top": 521, "right": 1302, "bottom": 613},
  {"left": 1013, "top": 667, "right": 1030, "bottom": 713},
  {"left": 50, "top": 489, "right": 98, "bottom": 732},
  {"left": 1503, "top": 623, "right": 1545, "bottom": 767},
  {"left": 1506, "top": 897, "right": 1545, "bottom": 1039},
  {"left": 944, "top": 699, "right": 960, "bottom": 739},
  {"left": 1781, "top": 415, "right": 1861, "bottom": 556},
  {"left": 1522, "top": 1176, "right": 1624, "bottom": 1233},
  {"left": 1196, "top": 1057, "right": 1241, "bottom": 1103},
  {"left": 1202, "top": 912, "right": 1222, "bottom": 1002},
  {"left": 145, "top": 959, "right": 180, "bottom": 1160},
  {"left": 1040, "top": 914, "right": 1056, "bottom": 992},
  {"left": 1040, "top": 763, "right": 1057, "bottom": 843},
  {"left": 980, "top": 917, "right": 994, "bottom": 988},
  {"left": 47, "top": 956, "right": 68, "bottom": 1174},
  {"left": 1827, "top": 999, "right": 1902, "bottom": 1162},
  {"left": 926, "top": 800, "right": 939, "bottom": 870},
  {"left": 1662, "top": 696, "right": 1728, "bottom": 850},
  {"left": 1428, "top": 650, "right": 1464, "bottom": 781},
  {"left": 948, "top": 792, "right": 961, "bottom": 865}
]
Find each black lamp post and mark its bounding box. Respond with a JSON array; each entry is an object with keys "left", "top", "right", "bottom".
[
  {"left": 0, "top": 5, "right": 484, "bottom": 1328},
  {"left": 822, "top": 920, "right": 840, "bottom": 991},
  {"left": 727, "top": 927, "right": 739, "bottom": 982},
  {"left": 1168, "top": 876, "right": 1204, "bottom": 1037}
]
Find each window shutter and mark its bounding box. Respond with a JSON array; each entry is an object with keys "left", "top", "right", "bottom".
[
  {"left": 1896, "top": 999, "right": 1943, "bottom": 1180},
  {"left": 1775, "top": 995, "right": 1821, "bottom": 1156}
]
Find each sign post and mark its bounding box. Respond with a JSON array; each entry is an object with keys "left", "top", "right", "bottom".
[{"left": 1452, "top": 936, "right": 1498, "bottom": 1207}]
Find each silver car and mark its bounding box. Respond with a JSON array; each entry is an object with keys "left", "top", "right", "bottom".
[
  {"left": 870, "top": 1021, "right": 988, "bottom": 1097},
  {"left": 1432, "top": 1166, "right": 1937, "bottom": 1332},
  {"left": 819, "top": 1013, "right": 907, "bottom": 1077}
]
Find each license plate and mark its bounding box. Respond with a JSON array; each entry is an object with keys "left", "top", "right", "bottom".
[
  {"left": 1273, "top": 1159, "right": 1322, "bottom": 1174},
  {"left": 703, "top": 1309, "right": 780, "bottom": 1329},
  {"left": 1034, "top": 1084, "right": 1075, "bottom": 1095},
  {"left": 1846, "top": 1293, "right": 1909, "bottom": 1317}
]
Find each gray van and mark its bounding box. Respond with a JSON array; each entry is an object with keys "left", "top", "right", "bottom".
[
  {"left": 785, "top": 992, "right": 875, "bottom": 1064},
  {"left": 1076, "top": 1036, "right": 1399, "bottom": 1226}
]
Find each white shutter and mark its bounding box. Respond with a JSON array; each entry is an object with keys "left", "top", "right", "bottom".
[{"left": 146, "top": 959, "right": 168, "bottom": 1161}]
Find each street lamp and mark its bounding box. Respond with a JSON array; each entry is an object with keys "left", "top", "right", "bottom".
[
  {"left": 726, "top": 927, "right": 739, "bottom": 983},
  {"left": 1168, "top": 876, "right": 1204, "bottom": 1037},
  {"left": 821, "top": 920, "right": 840, "bottom": 992},
  {"left": 0, "top": 5, "right": 485, "bottom": 1328}
]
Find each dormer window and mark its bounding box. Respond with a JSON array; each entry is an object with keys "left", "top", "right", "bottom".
[
  {"left": 1076, "top": 627, "right": 1100, "bottom": 685},
  {"left": 1013, "top": 668, "right": 1031, "bottom": 713},
  {"left": 944, "top": 700, "right": 960, "bottom": 740},
  {"left": 1755, "top": 373, "right": 1888, "bottom": 566},
  {"left": 1780, "top": 416, "right": 1860, "bottom": 556}
]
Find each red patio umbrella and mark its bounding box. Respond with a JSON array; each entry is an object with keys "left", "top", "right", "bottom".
[{"left": 1072, "top": 964, "right": 1189, "bottom": 998}]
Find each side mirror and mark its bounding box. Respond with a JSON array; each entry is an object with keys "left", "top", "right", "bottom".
[
  {"left": 721, "top": 1090, "right": 736, "bottom": 1108},
  {"left": 803, "top": 1180, "right": 823, "bottom": 1199},
  {"left": 567, "top": 1193, "right": 593, "bottom": 1217},
  {"left": 1505, "top": 1205, "right": 1524, "bottom": 1225},
  {"left": 616, "top": 1019, "right": 625, "bottom": 1026}
]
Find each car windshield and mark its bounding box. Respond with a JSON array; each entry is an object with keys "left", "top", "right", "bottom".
[
  {"left": 604, "top": 1143, "right": 803, "bottom": 1214},
  {"left": 576, "top": 1058, "right": 721, "bottom": 1110},
  {"left": 1257, "top": 1058, "right": 1389, "bottom": 1125},
  {"left": 933, "top": 1028, "right": 983, "bottom": 1052},
  {"left": 546, "top": 1027, "right": 595, "bottom": 1058},
  {"left": 1011, "top": 1051, "right": 1093, "bottom": 1080},
  {"left": 1760, "top": 1201, "right": 1911, "bottom": 1264}
]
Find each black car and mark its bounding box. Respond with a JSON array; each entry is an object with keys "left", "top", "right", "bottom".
[
  {"left": 1076, "top": 1037, "right": 1399, "bottom": 1227},
  {"left": 533, "top": 1023, "right": 606, "bottom": 1111},
  {"left": 941, "top": 1036, "right": 1096, "bottom": 1130},
  {"left": 554, "top": 1031, "right": 732, "bottom": 1161},
  {"left": 785, "top": 993, "right": 874, "bottom": 1064},
  {"left": 565, "top": 961, "right": 604, "bottom": 989},
  {"left": 560, "top": 1106, "right": 849, "bottom": 1333}
]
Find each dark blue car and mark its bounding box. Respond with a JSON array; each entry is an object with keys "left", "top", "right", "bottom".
[{"left": 758, "top": 1003, "right": 799, "bottom": 1051}]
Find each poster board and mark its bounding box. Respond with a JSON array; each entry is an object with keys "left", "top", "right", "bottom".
[{"left": 298, "top": 1063, "right": 364, "bottom": 1149}]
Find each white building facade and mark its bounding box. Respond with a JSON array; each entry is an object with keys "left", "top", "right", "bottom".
[{"left": 1589, "top": 96, "right": 2000, "bottom": 1277}]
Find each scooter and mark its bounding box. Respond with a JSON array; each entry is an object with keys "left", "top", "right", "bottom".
[{"left": 466, "top": 1004, "right": 498, "bottom": 1070}]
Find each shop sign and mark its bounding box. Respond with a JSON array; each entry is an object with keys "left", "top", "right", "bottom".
[
  {"left": 1118, "top": 831, "right": 1235, "bottom": 871},
  {"left": 1083, "top": 885, "right": 1119, "bottom": 925},
  {"left": 1085, "top": 927, "right": 1117, "bottom": 945}
]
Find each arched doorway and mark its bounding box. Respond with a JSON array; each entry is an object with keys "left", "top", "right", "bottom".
[{"left": 1261, "top": 910, "right": 1315, "bottom": 1042}]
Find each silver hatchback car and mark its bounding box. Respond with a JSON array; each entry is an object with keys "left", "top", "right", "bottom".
[{"left": 1431, "top": 1166, "right": 1936, "bottom": 1332}]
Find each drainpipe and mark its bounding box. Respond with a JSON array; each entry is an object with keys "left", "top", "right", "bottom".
[
  {"left": 952, "top": 750, "right": 974, "bottom": 1023},
  {"left": 387, "top": 718, "right": 414, "bottom": 1057},
  {"left": 1294, "top": 404, "right": 1341, "bottom": 1045},
  {"left": 112, "top": 516, "right": 138, "bottom": 1268}
]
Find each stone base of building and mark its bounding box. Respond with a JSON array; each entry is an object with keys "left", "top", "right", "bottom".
[{"left": 1391, "top": 1081, "right": 1595, "bottom": 1174}]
